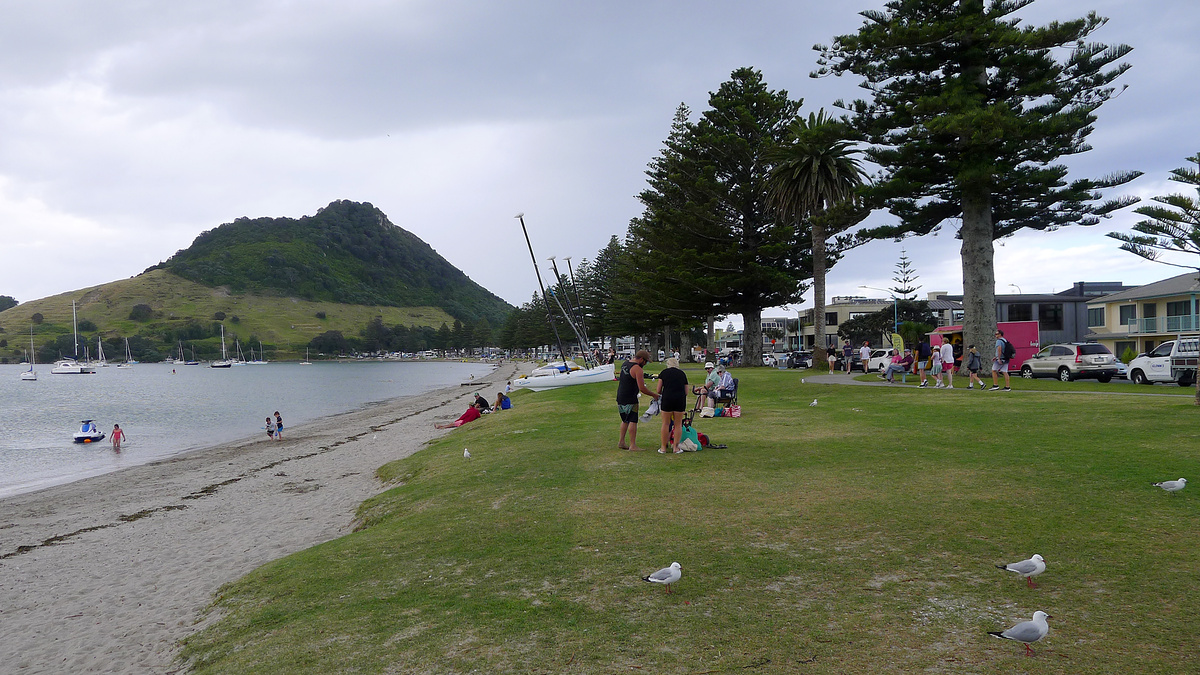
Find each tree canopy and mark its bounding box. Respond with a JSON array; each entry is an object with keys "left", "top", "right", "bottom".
[{"left": 815, "top": 0, "right": 1140, "bottom": 356}]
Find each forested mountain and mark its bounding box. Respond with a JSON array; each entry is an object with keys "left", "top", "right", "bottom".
[{"left": 150, "top": 200, "right": 511, "bottom": 325}]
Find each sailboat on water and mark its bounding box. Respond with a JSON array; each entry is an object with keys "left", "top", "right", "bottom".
[
  {"left": 95, "top": 335, "right": 108, "bottom": 367},
  {"left": 20, "top": 326, "right": 37, "bottom": 381},
  {"left": 299, "top": 347, "right": 313, "bottom": 365},
  {"left": 249, "top": 340, "right": 268, "bottom": 365},
  {"left": 117, "top": 337, "right": 135, "bottom": 369},
  {"left": 211, "top": 325, "right": 233, "bottom": 368},
  {"left": 52, "top": 301, "right": 97, "bottom": 374}
]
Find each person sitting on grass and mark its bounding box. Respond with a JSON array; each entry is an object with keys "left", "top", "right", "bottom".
[
  {"left": 435, "top": 401, "right": 485, "bottom": 429},
  {"left": 494, "top": 391, "right": 512, "bottom": 410}
]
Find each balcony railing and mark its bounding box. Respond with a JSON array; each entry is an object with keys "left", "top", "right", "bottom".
[{"left": 1125, "top": 315, "right": 1200, "bottom": 334}]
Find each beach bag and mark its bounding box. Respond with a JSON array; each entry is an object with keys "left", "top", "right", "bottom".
[
  {"left": 700, "top": 406, "right": 715, "bottom": 418},
  {"left": 714, "top": 407, "right": 725, "bottom": 417},
  {"left": 678, "top": 438, "right": 699, "bottom": 452},
  {"left": 728, "top": 404, "right": 741, "bottom": 418},
  {"left": 679, "top": 424, "right": 700, "bottom": 451},
  {"left": 1001, "top": 338, "right": 1016, "bottom": 361}
]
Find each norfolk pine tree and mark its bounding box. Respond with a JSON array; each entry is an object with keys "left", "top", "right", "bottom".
[{"left": 815, "top": 0, "right": 1140, "bottom": 359}]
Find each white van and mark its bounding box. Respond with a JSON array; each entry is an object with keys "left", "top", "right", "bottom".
[
  {"left": 1127, "top": 341, "right": 1176, "bottom": 384},
  {"left": 866, "top": 348, "right": 896, "bottom": 373}
]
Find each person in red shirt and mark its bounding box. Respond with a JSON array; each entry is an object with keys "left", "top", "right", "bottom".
[{"left": 436, "top": 401, "right": 485, "bottom": 429}]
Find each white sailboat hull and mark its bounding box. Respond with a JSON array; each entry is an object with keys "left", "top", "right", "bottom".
[{"left": 512, "top": 363, "right": 614, "bottom": 391}]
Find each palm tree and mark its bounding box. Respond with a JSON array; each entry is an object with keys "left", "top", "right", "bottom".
[{"left": 766, "top": 110, "right": 865, "bottom": 370}]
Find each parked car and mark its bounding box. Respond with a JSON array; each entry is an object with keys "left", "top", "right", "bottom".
[
  {"left": 786, "top": 351, "right": 813, "bottom": 369},
  {"left": 834, "top": 352, "right": 864, "bottom": 372},
  {"left": 1019, "top": 343, "right": 1119, "bottom": 382},
  {"left": 1127, "top": 341, "right": 1178, "bottom": 385},
  {"left": 763, "top": 353, "right": 779, "bottom": 367},
  {"left": 866, "top": 348, "right": 897, "bottom": 373}
]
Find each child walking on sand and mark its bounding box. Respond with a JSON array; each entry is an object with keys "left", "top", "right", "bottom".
[{"left": 274, "top": 411, "right": 283, "bottom": 440}]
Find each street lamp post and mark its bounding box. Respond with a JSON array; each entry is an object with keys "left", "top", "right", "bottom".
[
  {"left": 860, "top": 285, "right": 899, "bottom": 333},
  {"left": 1008, "top": 283, "right": 1022, "bottom": 295}
]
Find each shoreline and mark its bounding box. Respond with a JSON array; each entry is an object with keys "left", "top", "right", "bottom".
[{"left": 0, "top": 362, "right": 518, "bottom": 674}]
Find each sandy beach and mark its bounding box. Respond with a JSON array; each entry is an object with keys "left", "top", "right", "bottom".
[{"left": 0, "top": 362, "right": 518, "bottom": 674}]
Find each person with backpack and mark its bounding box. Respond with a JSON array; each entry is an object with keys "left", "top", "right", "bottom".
[
  {"left": 991, "top": 329, "right": 1014, "bottom": 391},
  {"left": 917, "top": 340, "right": 932, "bottom": 387}
]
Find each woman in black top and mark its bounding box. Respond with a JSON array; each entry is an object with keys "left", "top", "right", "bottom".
[{"left": 656, "top": 357, "right": 689, "bottom": 454}]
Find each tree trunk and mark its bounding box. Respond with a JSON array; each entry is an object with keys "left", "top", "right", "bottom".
[
  {"left": 707, "top": 316, "right": 716, "bottom": 364},
  {"left": 960, "top": 188, "right": 996, "bottom": 372},
  {"left": 742, "top": 308, "right": 763, "bottom": 367},
  {"left": 812, "top": 220, "right": 829, "bottom": 371},
  {"left": 679, "top": 329, "right": 693, "bottom": 363}
]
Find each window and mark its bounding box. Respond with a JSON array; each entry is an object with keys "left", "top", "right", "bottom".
[
  {"left": 1114, "top": 341, "right": 1136, "bottom": 358},
  {"left": 1050, "top": 345, "right": 1071, "bottom": 357},
  {"left": 1151, "top": 342, "right": 1174, "bottom": 357},
  {"left": 1077, "top": 344, "right": 1112, "bottom": 356},
  {"left": 1118, "top": 305, "right": 1136, "bottom": 326},
  {"left": 1038, "top": 303, "right": 1064, "bottom": 331},
  {"left": 1087, "top": 307, "right": 1105, "bottom": 327},
  {"left": 825, "top": 312, "right": 838, "bottom": 326},
  {"left": 1008, "top": 303, "right": 1033, "bottom": 321},
  {"left": 1167, "top": 300, "right": 1190, "bottom": 316},
  {"left": 1142, "top": 303, "right": 1157, "bottom": 318}
]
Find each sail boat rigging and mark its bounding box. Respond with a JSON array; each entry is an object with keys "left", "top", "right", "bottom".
[
  {"left": 20, "top": 325, "right": 37, "bottom": 380},
  {"left": 210, "top": 325, "right": 233, "bottom": 368},
  {"left": 511, "top": 214, "right": 612, "bottom": 391},
  {"left": 51, "top": 301, "right": 97, "bottom": 374}
]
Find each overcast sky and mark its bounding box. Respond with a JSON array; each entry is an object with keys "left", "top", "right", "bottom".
[{"left": 2, "top": 1, "right": 1198, "bottom": 324}]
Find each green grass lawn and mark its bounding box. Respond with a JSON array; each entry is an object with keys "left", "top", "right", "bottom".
[{"left": 180, "top": 365, "right": 1200, "bottom": 673}]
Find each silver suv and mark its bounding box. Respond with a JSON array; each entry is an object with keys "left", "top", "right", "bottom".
[{"left": 1019, "top": 343, "right": 1118, "bottom": 383}]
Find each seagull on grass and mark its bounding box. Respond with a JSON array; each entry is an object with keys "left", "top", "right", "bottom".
[
  {"left": 463, "top": 448, "right": 471, "bottom": 460},
  {"left": 809, "top": 399, "right": 818, "bottom": 407},
  {"left": 1153, "top": 478, "right": 1186, "bottom": 494},
  {"left": 642, "top": 562, "right": 681, "bottom": 594},
  {"left": 989, "top": 611, "right": 1050, "bottom": 657},
  {"left": 996, "top": 554, "right": 1045, "bottom": 588}
]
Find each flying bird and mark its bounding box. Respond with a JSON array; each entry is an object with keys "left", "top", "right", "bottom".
[
  {"left": 809, "top": 399, "right": 818, "bottom": 407},
  {"left": 463, "top": 448, "right": 471, "bottom": 460},
  {"left": 988, "top": 611, "right": 1050, "bottom": 657},
  {"left": 1153, "top": 478, "right": 1186, "bottom": 494},
  {"left": 642, "top": 562, "right": 682, "bottom": 594},
  {"left": 996, "top": 554, "right": 1046, "bottom": 588}
]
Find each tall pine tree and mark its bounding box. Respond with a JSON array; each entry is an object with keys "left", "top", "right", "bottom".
[{"left": 816, "top": 0, "right": 1140, "bottom": 356}]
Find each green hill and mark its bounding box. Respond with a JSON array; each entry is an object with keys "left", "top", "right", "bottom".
[
  {"left": 151, "top": 200, "right": 511, "bottom": 326},
  {"left": 0, "top": 270, "right": 458, "bottom": 363}
]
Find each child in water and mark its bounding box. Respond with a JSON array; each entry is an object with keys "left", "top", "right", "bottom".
[{"left": 111, "top": 424, "right": 127, "bottom": 451}]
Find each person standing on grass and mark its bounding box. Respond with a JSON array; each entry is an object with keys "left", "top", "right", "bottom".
[
  {"left": 965, "top": 345, "right": 986, "bottom": 389},
  {"left": 940, "top": 341, "right": 955, "bottom": 389},
  {"left": 991, "top": 329, "right": 1013, "bottom": 391},
  {"left": 930, "top": 343, "right": 944, "bottom": 388},
  {"left": 616, "top": 349, "right": 659, "bottom": 452},
  {"left": 656, "top": 357, "right": 689, "bottom": 454},
  {"left": 110, "top": 424, "right": 126, "bottom": 451},
  {"left": 859, "top": 341, "right": 872, "bottom": 374},
  {"left": 917, "top": 339, "right": 931, "bottom": 387},
  {"left": 842, "top": 340, "right": 854, "bottom": 373}
]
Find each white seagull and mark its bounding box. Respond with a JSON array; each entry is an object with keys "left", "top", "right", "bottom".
[
  {"left": 809, "top": 399, "right": 818, "bottom": 407},
  {"left": 463, "top": 448, "right": 471, "bottom": 460},
  {"left": 996, "top": 553, "right": 1046, "bottom": 588},
  {"left": 989, "top": 611, "right": 1050, "bottom": 657},
  {"left": 642, "top": 561, "right": 682, "bottom": 594},
  {"left": 1153, "top": 477, "right": 1186, "bottom": 494}
]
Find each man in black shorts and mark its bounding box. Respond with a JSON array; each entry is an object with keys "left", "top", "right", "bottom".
[{"left": 616, "top": 349, "right": 659, "bottom": 451}]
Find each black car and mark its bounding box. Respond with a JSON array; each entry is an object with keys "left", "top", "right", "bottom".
[{"left": 786, "top": 351, "right": 813, "bottom": 369}]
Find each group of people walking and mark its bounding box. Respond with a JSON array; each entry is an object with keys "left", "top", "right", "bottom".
[{"left": 877, "top": 329, "right": 1014, "bottom": 391}]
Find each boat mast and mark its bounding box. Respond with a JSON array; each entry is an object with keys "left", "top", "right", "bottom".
[
  {"left": 547, "top": 256, "right": 593, "bottom": 367},
  {"left": 72, "top": 300, "right": 79, "bottom": 359},
  {"left": 515, "top": 214, "right": 570, "bottom": 366}
]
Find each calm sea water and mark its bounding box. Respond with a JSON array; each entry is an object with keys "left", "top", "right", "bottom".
[{"left": 0, "top": 360, "right": 495, "bottom": 498}]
